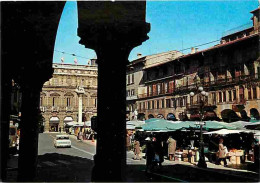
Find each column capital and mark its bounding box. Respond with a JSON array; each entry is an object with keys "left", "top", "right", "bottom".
[{"left": 77, "top": 1, "right": 150, "bottom": 52}]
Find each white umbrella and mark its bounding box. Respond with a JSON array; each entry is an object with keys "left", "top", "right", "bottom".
[
  {"left": 204, "top": 129, "right": 246, "bottom": 135},
  {"left": 84, "top": 121, "right": 91, "bottom": 126}
]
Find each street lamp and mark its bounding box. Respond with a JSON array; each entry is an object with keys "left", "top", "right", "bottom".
[{"left": 190, "top": 87, "right": 208, "bottom": 168}]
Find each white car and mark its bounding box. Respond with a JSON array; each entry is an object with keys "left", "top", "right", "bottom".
[{"left": 54, "top": 135, "right": 71, "bottom": 148}]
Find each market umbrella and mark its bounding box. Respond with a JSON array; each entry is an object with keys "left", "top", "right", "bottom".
[
  {"left": 204, "top": 129, "right": 246, "bottom": 135},
  {"left": 142, "top": 120, "right": 189, "bottom": 131},
  {"left": 141, "top": 120, "right": 237, "bottom": 132},
  {"left": 179, "top": 121, "right": 236, "bottom": 130},
  {"left": 127, "top": 120, "right": 145, "bottom": 128},
  {"left": 145, "top": 118, "right": 163, "bottom": 123},
  {"left": 227, "top": 121, "right": 260, "bottom": 129}
]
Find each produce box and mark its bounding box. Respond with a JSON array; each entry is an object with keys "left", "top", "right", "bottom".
[
  {"left": 235, "top": 150, "right": 243, "bottom": 156},
  {"left": 183, "top": 158, "right": 189, "bottom": 162},
  {"left": 190, "top": 156, "right": 195, "bottom": 163},
  {"left": 230, "top": 156, "right": 236, "bottom": 164},
  {"left": 229, "top": 152, "right": 235, "bottom": 156},
  {"left": 182, "top": 153, "right": 188, "bottom": 158},
  {"left": 183, "top": 150, "right": 188, "bottom": 154},
  {"left": 236, "top": 156, "right": 241, "bottom": 165}
]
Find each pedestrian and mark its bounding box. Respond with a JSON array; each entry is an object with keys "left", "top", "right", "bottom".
[
  {"left": 59, "top": 127, "right": 61, "bottom": 133},
  {"left": 145, "top": 136, "right": 155, "bottom": 173},
  {"left": 133, "top": 139, "right": 141, "bottom": 160},
  {"left": 154, "top": 135, "right": 164, "bottom": 168},
  {"left": 78, "top": 130, "right": 83, "bottom": 141},
  {"left": 167, "top": 136, "right": 176, "bottom": 161},
  {"left": 126, "top": 133, "right": 131, "bottom": 151},
  {"left": 216, "top": 138, "right": 227, "bottom": 167}
]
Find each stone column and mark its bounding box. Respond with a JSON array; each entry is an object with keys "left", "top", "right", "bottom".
[
  {"left": 77, "top": 1, "right": 149, "bottom": 181},
  {"left": 18, "top": 82, "right": 43, "bottom": 181},
  {"left": 76, "top": 86, "right": 85, "bottom": 123}
]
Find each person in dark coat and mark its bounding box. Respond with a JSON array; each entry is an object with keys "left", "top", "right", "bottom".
[
  {"left": 145, "top": 137, "right": 154, "bottom": 173},
  {"left": 154, "top": 136, "right": 164, "bottom": 168}
]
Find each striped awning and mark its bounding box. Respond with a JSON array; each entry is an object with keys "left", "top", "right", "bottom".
[
  {"left": 50, "top": 117, "right": 59, "bottom": 123},
  {"left": 64, "top": 116, "right": 73, "bottom": 122}
]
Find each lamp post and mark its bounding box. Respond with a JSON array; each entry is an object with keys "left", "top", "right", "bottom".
[{"left": 190, "top": 86, "right": 208, "bottom": 168}]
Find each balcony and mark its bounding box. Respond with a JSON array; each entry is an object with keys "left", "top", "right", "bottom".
[
  {"left": 233, "top": 98, "right": 247, "bottom": 105},
  {"left": 138, "top": 74, "right": 259, "bottom": 99},
  {"left": 126, "top": 95, "right": 138, "bottom": 100},
  {"left": 40, "top": 106, "right": 45, "bottom": 112},
  {"left": 52, "top": 106, "right": 59, "bottom": 112},
  {"left": 66, "top": 106, "right": 73, "bottom": 112}
]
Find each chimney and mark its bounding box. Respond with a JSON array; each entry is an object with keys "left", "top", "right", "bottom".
[
  {"left": 191, "top": 47, "right": 195, "bottom": 54},
  {"left": 137, "top": 53, "right": 142, "bottom": 58},
  {"left": 195, "top": 48, "right": 199, "bottom": 53}
]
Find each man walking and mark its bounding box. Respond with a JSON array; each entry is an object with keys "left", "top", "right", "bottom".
[
  {"left": 216, "top": 138, "right": 227, "bottom": 167},
  {"left": 167, "top": 136, "right": 176, "bottom": 161}
]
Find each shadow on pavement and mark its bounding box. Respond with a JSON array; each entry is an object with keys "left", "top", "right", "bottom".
[
  {"left": 21, "top": 153, "right": 259, "bottom": 182},
  {"left": 36, "top": 153, "right": 94, "bottom": 182},
  {"left": 126, "top": 163, "right": 259, "bottom": 182}
]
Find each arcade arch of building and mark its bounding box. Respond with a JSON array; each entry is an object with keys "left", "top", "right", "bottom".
[{"left": 1, "top": 1, "right": 150, "bottom": 182}]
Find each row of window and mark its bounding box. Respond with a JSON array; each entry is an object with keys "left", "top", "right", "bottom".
[
  {"left": 127, "top": 89, "right": 135, "bottom": 97},
  {"left": 127, "top": 74, "right": 135, "bottom": 85},
  {"left": 139, "top": 86, "right": 258, "bottom": 110},
  {"left": 40, "top": 97, "right": 97, "bottom": 108},
  {"left": 47, "top": 77, "right": 97, "bottom": 87},
  {"left": 147, "top": 82, "right": 174, "bottom": 96},
  {"left": 139, "top": 96, "right": 188, "bottom": 110},
  {"left": 213, "top": 87, "right": 257, "bottom": 104}
]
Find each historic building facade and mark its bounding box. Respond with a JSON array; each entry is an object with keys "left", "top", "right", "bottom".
[
  {"left": 40, "top": 62, "right": 98, "bottom": 132},
  {"left": 126, "top": 51, "right": 183, "bottom": 120},
  {"left": 131, "top": 7, "right": 260, "bottom": 121}
]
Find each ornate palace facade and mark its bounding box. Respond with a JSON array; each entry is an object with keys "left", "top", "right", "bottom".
[{"left": 40, "top": 62, "right": 98, "bottom": 132}]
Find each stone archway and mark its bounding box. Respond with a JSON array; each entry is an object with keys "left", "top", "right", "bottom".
[
  {"left": 157, "top": 113, "right": 164, "bottom": 119},
  {"left": 221, "top": 109, "right": 241, "bottom": 122},
  {"left": 1, "top": 1, "right": 149, "bottom": 182},
  {"left": 167, "top": 113, "right": 177, "bottom": 121},
  {"left": 250, "top": 108, "right": 260, "bottom": 120},
  {"left": 137, "top": 113, "right": 145, "bottom": 121},
  {"left": 240, "top": 110, "right": 250, "bottom": 121},
  {"left": 49, "top": 116, "right": 60, "bottom": 132},
  {"left": 148, "top": 114, "right": 154, "bottom": 119}
]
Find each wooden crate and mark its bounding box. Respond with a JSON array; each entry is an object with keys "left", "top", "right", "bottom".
[
  {"left": 183, "top": 158, "right": 189, "bottom": 162},
  {"left": 236, "top": 156, "right": 241, "bottom": 165},
  {"left": 230, "top": 156, "right": 236, "bottom": 164}
]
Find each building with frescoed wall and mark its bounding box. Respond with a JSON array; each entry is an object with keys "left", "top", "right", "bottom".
[{"left": 130, "top": 7, "right": 260, "bottom": 121}]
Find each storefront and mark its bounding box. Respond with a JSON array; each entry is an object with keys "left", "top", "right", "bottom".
[{"left": 49, "top": 117, "right": 59, "bottom": 132}]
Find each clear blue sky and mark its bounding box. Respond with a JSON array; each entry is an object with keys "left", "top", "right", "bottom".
[{"left": 53, "top": 1, "right": 259, "bottom": 65}]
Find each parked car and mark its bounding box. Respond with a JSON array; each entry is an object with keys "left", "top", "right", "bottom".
[{"left": 54, "top": 135, "right": 71, "bottom": 148}]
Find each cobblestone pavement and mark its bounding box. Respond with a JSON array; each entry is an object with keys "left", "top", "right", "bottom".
[{"left": 5, "top": 133, "right": 260, "bottom": 182}]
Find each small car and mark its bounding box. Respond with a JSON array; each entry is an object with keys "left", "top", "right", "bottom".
[{"left": 54, "top": 135, "right": 71, "bottom": 148}]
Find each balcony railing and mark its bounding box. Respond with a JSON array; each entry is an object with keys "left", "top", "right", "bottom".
[
  {"left": 66, "top": 106, "right": 73, "bottom": 112},
  {"left": 233, "top": 98, "right": 247, "bottom": 105},
  {"left": 40, "top": 106, "right": 45, "bottom": 112},
  {"left": 52, "top": 106, "right": 59, "bottom": 112},
  {"left": 138, "top": 74, "right": 259, "bottom": 99}
]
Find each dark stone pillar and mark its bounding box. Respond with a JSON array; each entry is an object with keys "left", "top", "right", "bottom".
[
  {"left": 17, "top": 83, "right": 43, "bottom": 181},
  {"left": 92, "top": 47, "right": 130, "bottom": 181},
  {"left": 77, "top": 1, "right": 150, "bottom": 181},
  {"left": 0, "top": 77, "right": 12, "bottom": 182}
]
